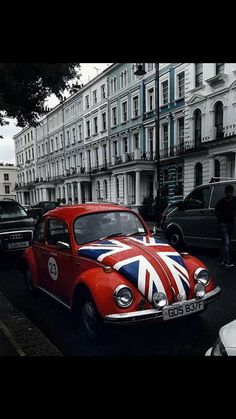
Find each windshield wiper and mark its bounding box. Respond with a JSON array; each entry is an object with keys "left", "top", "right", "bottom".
[
  {"left": 100, "top": 232, "right": 124, "bottom": 240},
  {"left": 125, "top": 231, "right": 146, "bottom": 236}
]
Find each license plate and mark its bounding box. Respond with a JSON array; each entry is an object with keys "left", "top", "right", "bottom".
[
  {"left": 7, "top": 241, "right": 29, "bottom": 249},
  {"left": 163, "top": 300, "right": 204, "bottom": 321}
]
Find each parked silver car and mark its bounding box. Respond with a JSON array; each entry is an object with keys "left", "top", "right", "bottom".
[{"left": 163, "top": 179, "right": 236, "bottom": 250}]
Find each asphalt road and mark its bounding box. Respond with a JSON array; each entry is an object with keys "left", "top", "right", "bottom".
[{"left": 0, "top": 244, "right": 235, "bottom": 356}]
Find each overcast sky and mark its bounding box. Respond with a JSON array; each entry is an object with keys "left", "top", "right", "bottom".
[{"left": 0, "top": 63, "right": 112, "bottom": 164}]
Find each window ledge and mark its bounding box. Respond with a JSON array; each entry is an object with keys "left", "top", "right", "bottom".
[{"left": 205, "top": 73, "right": 227, "bottom": 87}]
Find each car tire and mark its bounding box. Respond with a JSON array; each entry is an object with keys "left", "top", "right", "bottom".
[
  {"left": 24, "top": 266, "right": 37, "bottom": 295},
  {"left": 75, "top": 290, "right": 104, "bottom": 341},
  {"left": 167, "top": 228, "right": 184, "bottom": 250}
]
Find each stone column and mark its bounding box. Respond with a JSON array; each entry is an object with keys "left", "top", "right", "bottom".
[
  {"left": 71, "top": 182, "right": 75, "bottom": 205},
  {"left": 64, "top": 184, "right": 68, "bottom": 204},
  {"left": 77, "top": 182, "right": 82, "bottom": 204},
  {"left": 124, "top": 173, "right": 128, "bottom": 205},
  {"left": 208, "top": 156, "right": 215, "bottom": 181},
  {"left": 135, "top": 171, "right": 141, "bottom": 205},
  {"left": 113, "top": 176, "right": 118, "bottom": 204}
]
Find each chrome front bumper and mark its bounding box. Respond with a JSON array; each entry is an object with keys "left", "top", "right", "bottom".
[{"left": 104, "top": 286, "right": 221, "bottom": 325}]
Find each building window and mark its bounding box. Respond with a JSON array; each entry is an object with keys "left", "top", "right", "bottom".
[
  {"left": 4, "top": 173, "right": 9, "bottom": 181},
  {"left": 66, "top": 132, "right": 70, "bottom": 147},
  {"left": 194, "top": 109, "right": 202, "bottom": 147},
  {"left": 163, "top": 124, "right": 168, "bottom": 151},
  {"left": 195, "top": 63, "right": 203, "bottom": 87},
  {"left": 112, "top": 107, "right": 117, "bottom": 126},
  {"left": 147, "top": 88, "right": 154, "bottom": 111},
  {"left": 85, "top": 95, "right": 89, "bottom": 109},
  {"left": 123, "top": 137, "right": 128, "bottom": 153},
  {"left": 103, "top": 144, "right": 107, "bottom": 165},
  {"left": 120, "top": 72, "right": 124, "bottom": 88},
  {"left": 122, "top": 102, "right": 127, "bottom": 122},
  {"left": 214, "top": 101, "right": 223, "bottom": 139},
  {"left": 86, "top": 121, "right": 90, "bottom": 137},
  {"left": 93, "top": 117, "right": 98, "bottom": 134},
  {"left": 178, "top": 117, "right": 184, "bottom": 145},
  {"left": 113, "top": 141, "right": 118, "bottom": 156},
  {"left": 104, "top": 179, "right": 108, "bottom": 199},
  {"left": 78, "top": 125, "right": 82, "bottom": 141},
  {"left": 95, "top": 148, "right": 99, "bottom": 168},
  {"left": 215, "top": 159, "right": 220, "bottom": 178},
  {"left": 216, "top": 63, "right": 224, "bottom": 75},
  {"left": 102, "top": 112, "right": 106, "bottom": 131},
  {"left": 133, "top": 96, "right": 139, "bottom": 118},
  {"left": 133, "top": 133, "right": 139, "bottom": 149},
  {"left": 195, "top": 162, "right": 203, "bottom": 186},
  {"left": 5, "top": 185, "right": 10, "bottom": 194},
  {"left": 72, "top": 128, "right": 76, "bottom": 144},
  {"left": 101, "top": 84, "right": 106, "bottom": 99},
  {"left": 93, "top": 90, "right": 97, "bottom": 105},
  {"left": 178, "top": 72, "right": 185, "bottom": 98},
  {"left": 162, "top": 80, "right": 168, "bottom": 105}
]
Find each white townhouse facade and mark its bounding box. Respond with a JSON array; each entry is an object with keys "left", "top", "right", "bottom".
[
  {"left": 0, "top": 163, "right": 17, "bottom": 200},
  {"left": 13, "top": 63, "right": 236, "bottom": 209},
  {"left": 184, "top": 63, "right": 236, "bottom": 196}
]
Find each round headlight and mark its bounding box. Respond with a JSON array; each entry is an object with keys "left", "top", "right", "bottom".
[
  {"left": 113, "top": 285, "right": 133, "bottom": 308},
  {"left": 194, "top": 268, "right": 210, "bottom": 285},
  {"left": 153, "top": 292, "right": 167, "bottom": 308},
  {"left": 194, "top": 282, "right": 206, "bottom": 298}
]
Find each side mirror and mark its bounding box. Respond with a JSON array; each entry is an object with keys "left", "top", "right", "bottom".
[
  {"left": 178, "top": 201, "right": 185, "bottom": 211},
  {"left": 57, "top": 241, "right": 70, "bottom": 250}
]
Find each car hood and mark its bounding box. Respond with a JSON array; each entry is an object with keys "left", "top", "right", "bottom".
[
  {"left": 78, "top": 235, "right": 191, "bottom": 305},
  {"left": 0, "top": 217, "right": 35, "bottom": 231},
  {"left": 220, "top": 320, "right": 236, "bottom": 349}
]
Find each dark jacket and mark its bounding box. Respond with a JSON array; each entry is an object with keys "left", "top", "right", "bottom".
[{"left": 215, "top": 197, "right": 236, "bottom": 224}]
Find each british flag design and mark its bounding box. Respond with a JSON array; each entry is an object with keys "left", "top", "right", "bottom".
[{"left": 78, "top": 237, "right": 190, "bottom": 304}]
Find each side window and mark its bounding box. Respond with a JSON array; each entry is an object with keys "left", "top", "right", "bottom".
[
  {"left": 210, "top": 185, "right": 227, "bottom": 208},
  {"left": 184, "top": 187, "right": 210, "bottom": 209},
  {"left": 47, "top": 219, "right": 70, "bottom": 246},
  {"left": 33, "top": 220, "right": 45, "bottom": 243}
]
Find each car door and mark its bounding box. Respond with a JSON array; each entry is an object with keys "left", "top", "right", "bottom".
[
  {"left": 176, "top": 186, "right": 211, "bottom": 246},
  {"left": 39, "top": 218, "right": 75, "bottom": 303}
]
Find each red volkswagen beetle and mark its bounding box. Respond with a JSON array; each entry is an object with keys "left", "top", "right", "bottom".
[{"left": 21, "top": 203, "right": 221, "bottom": 339}]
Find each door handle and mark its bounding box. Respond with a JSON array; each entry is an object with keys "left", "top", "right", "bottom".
[{"left": 42, "top": 251, "right": 57, "bottom": 257}]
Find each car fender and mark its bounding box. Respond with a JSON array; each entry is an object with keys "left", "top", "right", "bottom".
[
  {"left": 22, "top": 247, "right": 40, "bottom": 287},
  {"left": 180, "top": 253, "right": 216, "bottom": 294},
  {"left": 165, "top": 222, "right": 184, "bottom": 237},
  {"left": 71, "top": 266, "right": 145, "bottom": 318}
]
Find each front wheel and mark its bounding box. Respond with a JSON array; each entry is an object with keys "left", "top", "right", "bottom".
[
  {"left": 76, "top": 291, "right": 104, "bottom": 341},
  {"left": 24, "top": 266, "right": 37, "bottom": 295},
  {"left": 167, "top": 228, "right": 184, "bottom": 250}
]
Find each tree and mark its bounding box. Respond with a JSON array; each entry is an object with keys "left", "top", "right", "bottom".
[{"left": 0, "top": 63, "right": 80, "bottom": 130}]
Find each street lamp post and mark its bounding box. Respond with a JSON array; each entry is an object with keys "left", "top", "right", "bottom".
[{"left": 134, "top": 63, "right": 161, "bottom": 226}]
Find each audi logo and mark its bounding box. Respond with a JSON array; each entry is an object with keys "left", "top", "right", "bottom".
[{"left": 10, "top": 234, "right": 23, "bottom": 240}]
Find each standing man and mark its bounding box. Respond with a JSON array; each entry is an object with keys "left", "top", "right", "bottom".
[{"left": 215, "top": 184, "right": 236, "bottom": 268}]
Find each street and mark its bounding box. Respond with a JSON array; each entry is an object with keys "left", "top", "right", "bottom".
[{"left": 0, "top": 240, "right": 235, "bottom": 356}]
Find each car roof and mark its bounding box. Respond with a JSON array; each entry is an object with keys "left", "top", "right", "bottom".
[{"left": 45, "top": 203, "right": 132, "bottom": 222}]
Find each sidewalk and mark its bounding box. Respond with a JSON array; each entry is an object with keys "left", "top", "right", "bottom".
[{"left": 0, "top": 292, "right": 62, "bottom": 356}]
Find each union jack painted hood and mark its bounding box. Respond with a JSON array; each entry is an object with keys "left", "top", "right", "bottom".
[{"left": 78, "top": 236, "right": 191, "bottom": 305}]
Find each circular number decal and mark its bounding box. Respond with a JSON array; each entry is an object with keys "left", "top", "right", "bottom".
[{"left": 48, "top": 257, "right": 58, "bottom": 281}]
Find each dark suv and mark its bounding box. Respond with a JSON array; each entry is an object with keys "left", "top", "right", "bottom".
[
  {"left": 0, "top": 200, "right": 35, "bottom": 252},
  {"left": 28, "top": 201, "right": 59, "bottom": 221}
]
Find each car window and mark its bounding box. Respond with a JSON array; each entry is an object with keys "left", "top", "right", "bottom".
[
  {"left": 184, "top": 187, "right": 210, "bottom": 210},
  {"left": 210, "top": 184, "right": 230, "bottom": 208},
  {"left": 0, "top": 201, "right": 28, "bottom": 220},
  {"left": 74, "top": 211, "right": 146, "bottom": 244},
  {"left": 47, "top": 219, "right": 70, "bottom": 246},
  {"left": 33, "top": 220, "right": 45, "bottom": 243}
]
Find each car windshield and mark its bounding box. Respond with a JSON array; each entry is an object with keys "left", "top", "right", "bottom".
[
  {"left": 0, "top": 201, "right": 28, "bottom": 220},
  {"left": 74, "top": 211, "right": 146, "bottom": 244}
]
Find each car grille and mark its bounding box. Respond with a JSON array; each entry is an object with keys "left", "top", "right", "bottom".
[{"left": 0, "top": 230, "right": 33, "bottom": 251}]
